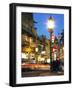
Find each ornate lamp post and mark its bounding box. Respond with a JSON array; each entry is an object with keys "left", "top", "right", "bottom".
[{"left": 47, "top": 16, "right": 55, "bottom": 70}]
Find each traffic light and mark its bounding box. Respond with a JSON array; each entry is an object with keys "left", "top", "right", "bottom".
[{"left": 51, "top": 35, "right": 55, "bottom": 44}]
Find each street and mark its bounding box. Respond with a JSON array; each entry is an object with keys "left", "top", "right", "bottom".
[
  {"left": 22, "top": 70, "right": 64, "bottom": 77},
  {"left": 22, "top": 63, "right": 64, "bottom": 77}
]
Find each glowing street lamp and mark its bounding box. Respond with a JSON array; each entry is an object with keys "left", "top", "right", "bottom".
[
  {"left": 47, "top": 16, "right": 55, "bottom": 32},
  {"left": 47, "top": 16, "right": 55, "bottom": 70}
]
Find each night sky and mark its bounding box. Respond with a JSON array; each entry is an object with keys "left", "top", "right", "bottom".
[{"left": 33, "top": 13, "right": 64, "bottom": 39}]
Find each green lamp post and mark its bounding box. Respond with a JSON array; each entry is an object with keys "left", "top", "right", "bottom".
[{"left": 47, "top": 16, "right": 55, "bottom": 70}]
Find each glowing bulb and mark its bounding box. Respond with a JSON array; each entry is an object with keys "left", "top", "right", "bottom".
[
  {"left": 47, "top": 17, "right": 55, "bottom": 31},
  {"left": 47, "top": 19, "right": 55, "bottom": 30}
]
